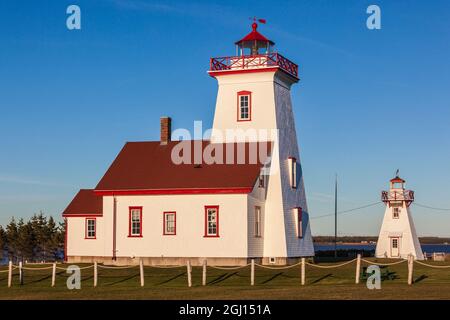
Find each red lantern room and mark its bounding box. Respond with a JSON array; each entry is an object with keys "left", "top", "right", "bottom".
[
  {"left": 235, "top": 21, "right": 275, "bottom": 56},
  {"left": 209, "top": 20, "right": 299, "bottom": 80},
  {"left": 381, "top": 174, "right": 414, "bottom": 207}
]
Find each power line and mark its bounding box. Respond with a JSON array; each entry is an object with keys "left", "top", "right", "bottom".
[
  {"left": 311, "top": 201, "right": 382, "bottom": 220},
  {"left": 413, "top": 202, "right": 450, "bottom": 211}
]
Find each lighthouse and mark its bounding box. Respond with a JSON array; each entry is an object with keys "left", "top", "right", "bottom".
[
  {"left": 208, "top": 21, "right": 314, "bottom": 261},
  {"left": 375, "top": 174, "right": 424, "bottom": 260}
]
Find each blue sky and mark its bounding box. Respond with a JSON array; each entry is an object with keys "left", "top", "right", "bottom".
[{"left": 0, "top": 0, "right": 449, "bottom": 236}]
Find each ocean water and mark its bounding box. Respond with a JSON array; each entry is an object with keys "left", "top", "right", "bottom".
[{"left": 314, "top": 243, "right": 450, "bottom": 253}]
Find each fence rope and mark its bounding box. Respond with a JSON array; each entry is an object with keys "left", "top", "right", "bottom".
[
  {"left": 147, "top": 265, "right": 186, "bottom": 269},
  {"left": 361, "top": 259, "right": 407, "bottom": 266},
  {"left": 55, "top": 265, "right": 95, "bottom": 271},
  {"left": 97, "top": 265, "right": 138, "bottom": 270},
  {"left": 254, "top": 261, "right": 302, "bottom": 270},
  {"left": 414, "top": 260, "right": 450, "bottom": 269},
  {"left": 306, "top": 259, "right": 356, "bottom": 269},
  {"left": 20, "top": 266, "right": 54, "bottom": 271},
  {"left": 208, "top": 264, "right": 250, "bottom": 270}
]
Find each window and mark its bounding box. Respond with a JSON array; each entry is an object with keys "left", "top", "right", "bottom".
[
  {"left": 255, "top": 206, "right": 262, "bottom": 237},
  {"left": 129, "top": 207, "right": 142, "bottom": 237},
  {"left": 288, "top": 157, "right": 297, "bottom": 189},
  {"left": 294, "top": 207, "right": 303, "bottom": 238},
  {"left": 85, "top": 218, "right": 96, "bottom": 239},
  {"left": 237, "top": 91, "right": 251, "bottom": 121},
  {"left": 393, "top": 207, "right": 400, "bottom": 219},
  {"left": 204, "top": 206, "right": 219, "bottom": 237},
  {"left": 392, "top": 238, "right": 398, "bottom": 248},
  {"left": 258, "top": 173, "right": 265, "bottom": 188},
  {"left": 163, "top": 212, "right": 176, "bottom": 235}
]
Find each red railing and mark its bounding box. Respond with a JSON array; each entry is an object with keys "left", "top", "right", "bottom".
[
  {"left": 381, "top": 190, "right": 415, "bottom": 207},
  {"left": 210, "top": 53, "right": 298, "bottom": 78}
]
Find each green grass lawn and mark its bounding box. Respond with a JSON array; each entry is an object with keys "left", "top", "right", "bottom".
[{"left": 0, "top": 258, "right": 449, "bottom": 300}]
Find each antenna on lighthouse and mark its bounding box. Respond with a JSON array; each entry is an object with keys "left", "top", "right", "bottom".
[{"left": 395, "top": 169, "right": 400, "bottom": 177}]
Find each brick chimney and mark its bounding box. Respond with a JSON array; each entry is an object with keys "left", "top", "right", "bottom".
[{"left": 160, "top": 116, "right": 171, "bottom": 145}]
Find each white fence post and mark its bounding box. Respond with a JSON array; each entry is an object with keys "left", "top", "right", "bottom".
[
  {"left": 355, "top": 254, "right": 361, "bottom": 284},
  {"left": 51, "top": 262, "right": 56, "bottom": 287},
  {"left": 251, "top": 259, "right": 255, "bottom": 286},
  {"left": 202, "top": 260, "right": 207, "bottom": 286},
  {"left": 19, "top": 261, "right": 23, "bottom": 285},
  {"left": 187, "top": 260, "right": 192, "bottom": 287},
  {"left": 301, "top": 258, "right": 305, "bottom": 286},
  {"left": 94, "top": 261, "right": 98, "bottom": 287},
  {"left": 139, "top": 259, "right": 145, "bottom": 287},
  {"left": 8, "top": 261, "right": 12, "bottom": 288},
  {"left": 407, "top": 254, "right": 414, "bottom": 285}
]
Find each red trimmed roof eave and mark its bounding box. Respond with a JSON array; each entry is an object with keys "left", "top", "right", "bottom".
[
  {"left": 208, "top": 67, "right": 299, "bottom": 82},
  {"left": 93, "top": 187, "right": 254, "bottom": 196}
]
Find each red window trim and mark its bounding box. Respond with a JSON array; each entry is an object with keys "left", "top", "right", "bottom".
[
  {"left": 254, "top": 206, "right": 262, "bottom": 238},
  {"left": 85, "top": 218, "right": 97, "bottom": 239},
  {"left": 296, "top": 207, "right": 303, "bottom": 238},
  {"left": 163, "top": 211, "right": 177, "bottom": 236},
  {"left": 237, "top": 90, "right": 252, "bottom": 122},
  {"left": 204, "top": 205, "right": 220, "bottom": 238},
  {"left": 128, "top": 206, "right": 143, "bottom": 238}
]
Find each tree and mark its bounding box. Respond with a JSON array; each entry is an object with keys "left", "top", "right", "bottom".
[
  {"left": 6, "top": 217, "right": 18, "bottom": 262},
  {"left": 15, "top": 219, "right": 35, "bottom": 262},
  {"left": 0, "top": 226, "right": 6, "bottom": 261}
]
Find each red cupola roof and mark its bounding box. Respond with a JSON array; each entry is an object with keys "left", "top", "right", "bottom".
[
  {"left": 390, "top": 176, "right": 405, "bottom": 183},
  {"left": 235, "top": 22, "right": 274, "bottom": 46}
]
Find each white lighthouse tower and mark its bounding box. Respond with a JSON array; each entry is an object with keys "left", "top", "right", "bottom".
[
  {"left": 208, "top": 20, "right": 314, "bottom": 262},
  {"left": 375, "top": 174, "right": 424, "bottom": 260}
]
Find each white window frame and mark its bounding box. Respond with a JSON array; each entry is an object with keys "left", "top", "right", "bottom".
[
  {"left": 393, "top": 207, "right": 400, "bottom": 219},
  {"left": 205, "top": 206, "right": 219, "bottom": 237},
  {"left": 163, "top": 212, "right": 176, "bottom": 235},
  {"left": 85, "top": 218, "right": 96, "bottom": 239},
  {"left": 255, "top": 206, "right": 262, "bottom": 237},
  {"left": 288, "top": 157, "right": 297, "bottom": 189}
]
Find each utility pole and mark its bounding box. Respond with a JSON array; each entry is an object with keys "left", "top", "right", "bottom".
[{"left": 334, "top": 174, "right": 338, "bottom": 259}]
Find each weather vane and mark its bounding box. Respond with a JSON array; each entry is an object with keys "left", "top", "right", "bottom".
[{"left": 249, "top": 17, "right": 267, "bottom": 24}]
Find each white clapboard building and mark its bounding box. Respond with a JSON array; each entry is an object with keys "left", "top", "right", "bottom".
[
  {"left": 62, "top": 22, "right": 314, "bottom": 265},
  {"left": 375, "top": 175, "right": 424, "bottom": 260}
]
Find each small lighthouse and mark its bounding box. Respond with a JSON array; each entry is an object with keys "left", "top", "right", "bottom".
[{"left": 375, "top": 173, "right": 424, "bottom": 260}]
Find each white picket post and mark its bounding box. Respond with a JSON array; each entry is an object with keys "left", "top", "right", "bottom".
[
  {"left": 202, "top": 260, "right": 207, "bottom": 286},
  {"left": 355, "top": 254, "right": 361, "bottom": 284},
  {"left": 51, "top": 262, "right": 56, "bottom": 287},
  {"left": 251, "top": 259, "right": 255, "bottom": 286},
  {"left": 19, "top": 261, "right": 23, "bottom": 285},
  {"left": 187, "top": 260, "right": 192, "bottom": 287},
  {"left": 94, "top": 261, "right": 98, "bottom": 287},
  {"left": 407, "top": 254, "right": 414, "bottom": 285},
  {"left": 8, "top": 261, "right": 12, "bottom": 288},
  {"left": 139, "top": 259, "right": 145, "bottom": 287},
  {"left": 301, "top": 258, "right": 305, "bottom": 285}
]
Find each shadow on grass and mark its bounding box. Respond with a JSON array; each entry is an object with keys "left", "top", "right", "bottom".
[
  {"left": 155, "top": 272, "right": 186, "bottom": 285},
  {"left": 414, "top": 274, "right": 428, "bottom": 283},
  {"left": 260, "top": 272, "right": 283, "bottom": 284},
  {"left": 103, "top": 273, "right": 139, "bottom": 286},
  {"left": 207, "top": 272, "right": 238, "bottom": 285},
  {"left": 310, "top": 273, "right": 333, "bottom": 284}
]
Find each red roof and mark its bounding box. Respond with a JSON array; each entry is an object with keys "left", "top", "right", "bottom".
[
  {"left": 63, "top": 141, "right": 272, "bottom": 216},
  {"left": 62, "top": 189, "right": 102, "bottom": 217},
  {"left": 95, "top": 140, "right": 272, "bottom": 193},
  {"left": 235, "top": 22, "right": 274, "bottom": 46},
  {"left": 390, "top": 176, "right": 405, "bottom": 183}
]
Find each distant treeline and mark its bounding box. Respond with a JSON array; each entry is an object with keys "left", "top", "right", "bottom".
[
  {"left": 313, "top": 236, "right": 450, "bottom": 244},
  {"left": 0, "top": 213, "right": 65, "bottom": 263}
]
